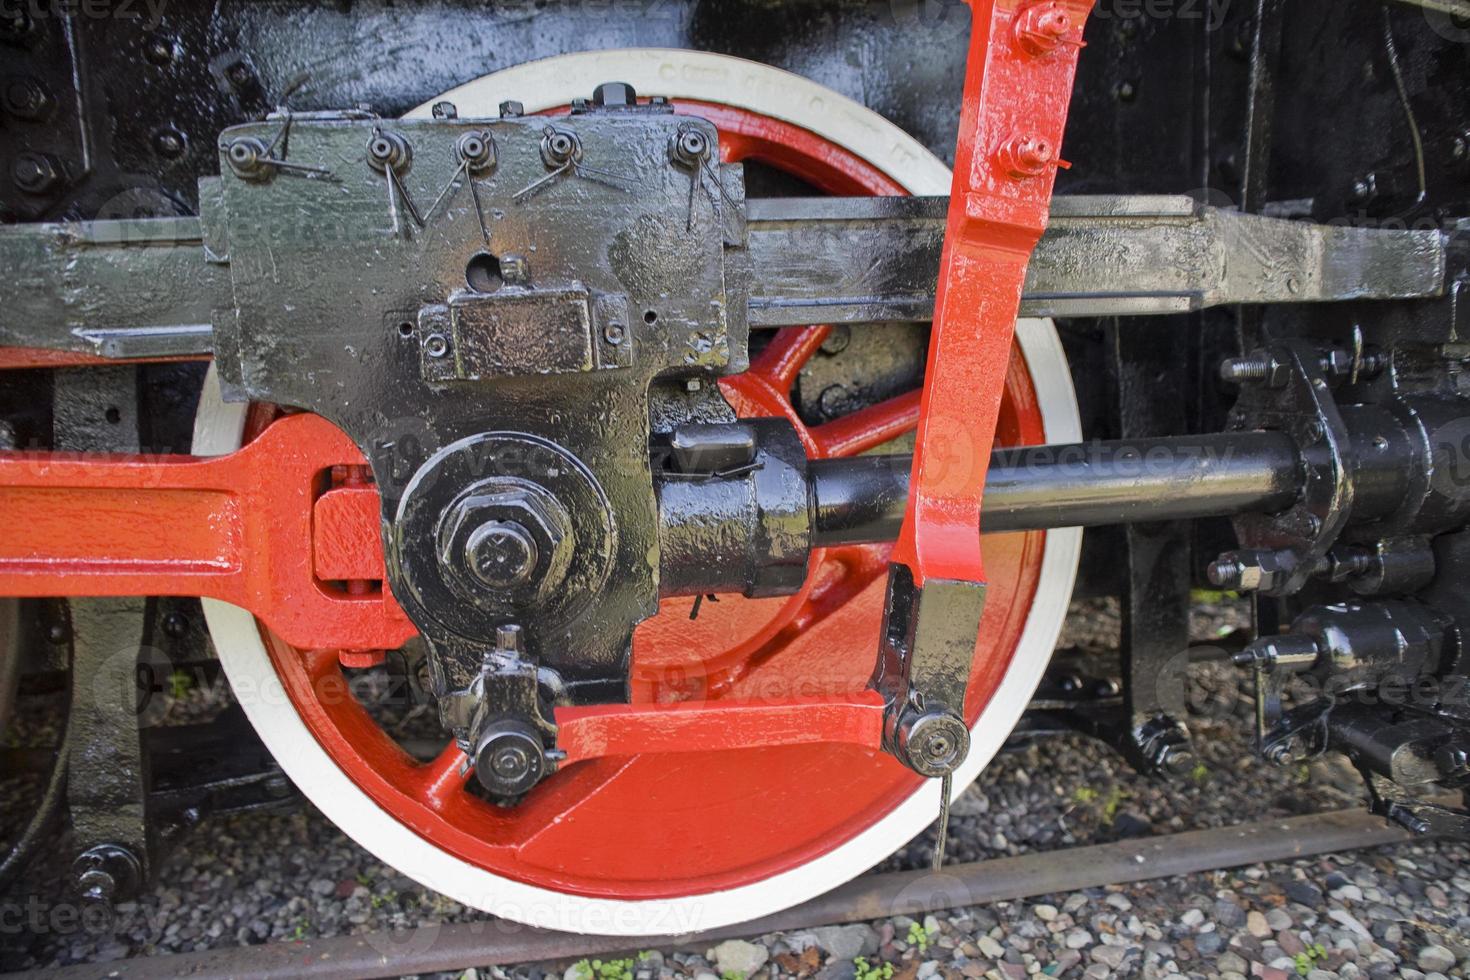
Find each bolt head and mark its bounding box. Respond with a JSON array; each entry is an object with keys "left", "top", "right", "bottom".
[
  {"left": 679, "top": 130, "right": 707, "bottom": 159},
  {"left": 997, "top": 135, "right": 1057, "bottom": 179},
  {"left": 13, "top": 152, "right": 61, "bottom": 194},
  {"left": 499, "top": 253, "right": 531, "bottom": 286},
  {"left": 456, "top": 130, "right": 495, "bottom": 172},
  {"left": 71, "top": 844, "right": 141, "bottom": 905},
  {"left": 543, "top": 129, "right": 577, "bottom": 165},
  {"left": 437, "top": 484, "right": 574, "bottom": 603},
  {"left": 366, "top": 131, "right": 410, "bottom": 172},
  {"left": 817, "top": 383, "right": 850, "bottom": 420},
  {"left": 3, "top": 77, "right": 51, "bottom": 120},
  {"left": 225, "top": 137, "right": 272, "bottom": 180},
  {"left": 473, "top": 726, "right": 546, "bottom": 797},
  {"left": 162, "top": 612, "right": 189, "bottom": 638},
  {"left": 1158, "top": 744, "right": 1196, "bottom": 777},
  {"left": 153, "top": 127, "right": 186, "bottom": 159},
  {"left": 76, "top": 869, "right": 116, "bottom": 903},
  {"left": 1265, "top": 742, "right": 1296, "bottom": 767},
  {"left": 144, "top": 38, "right": 174, "bottom": 66},
  {"left": 499, "top": 100, "right": 525, "bottom": 118},
  {"left": 592, "top": 81, "right": 637, "bottom": 107},
  {"left": 1435, "top": 744, "right": 1470, "bottom": 777},
  {"left": 819, "top": 325, "right": 852, "bottom": 355},
  {"left": 1208, "top": 549, "right": 1294, "bottom": 593},
  {"left": 491, "top": 743, "right": 531, "bottom": 778},
  {"left": 895, "top": 709, "right": 970, "bottom": 778},
  {"left": 225, "top": 62, "right": 253, "bottom": 87},
  {"left": 466, "top": 520, "right": 539, "bottom": 589},
  {"left": 1013, "top": 2, "right": 1074, "bottom": 55}
]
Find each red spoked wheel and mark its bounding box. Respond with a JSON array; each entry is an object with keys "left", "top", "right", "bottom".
[{"left": 195, "top": 50, "right": 1081, "bottom": 935}]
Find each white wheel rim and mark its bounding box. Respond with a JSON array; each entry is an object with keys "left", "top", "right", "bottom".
[{"left": 197, "top": 48, "right": 1082, "bottom": 936}]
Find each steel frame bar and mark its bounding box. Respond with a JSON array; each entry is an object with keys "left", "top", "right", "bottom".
[
  {"left": 745, "top": 195, "right": 1446, "bottom": 326},
  {"left": 0, "top": 196, "right": 1445, "bottom": 366}
]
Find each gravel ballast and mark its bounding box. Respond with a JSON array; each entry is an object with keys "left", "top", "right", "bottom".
[{"left": 1, "top": 598, "right": 1466, "bottom": 978}]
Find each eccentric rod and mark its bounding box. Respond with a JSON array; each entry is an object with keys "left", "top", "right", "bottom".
[{"left": 810, "top": 431, "right": 1302, "bottom": 545}]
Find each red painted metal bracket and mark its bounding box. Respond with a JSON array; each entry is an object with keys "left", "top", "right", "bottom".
[
  {"left": 870, "top": 0, "right": 1089, "bottom": 771},
  {"left": 895, "top": 0, "right": 1088, "bottom": 588},
  {"left": 0, "top": 413, "right": 414, "bottom": 651},
  {"left": 555, "top": 690, "right": 887, "bottom": 765}
]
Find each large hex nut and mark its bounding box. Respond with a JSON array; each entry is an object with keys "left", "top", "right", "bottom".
[{"left": 437, "top": 482, "right": 575, "bottom": 603}]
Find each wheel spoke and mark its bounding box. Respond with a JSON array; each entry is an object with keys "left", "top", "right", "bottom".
[
  {"left": 419, "top": 741, "right": 472, "bottom": 809},
  {"left": 750, "top": 325, "right": 832, "bottom": 391},
  {"left": 812, "top": 389, "right": 921, "bottom": 457},
  {"left": 717, "top": 131, "right": 758, "bottom": 164}
]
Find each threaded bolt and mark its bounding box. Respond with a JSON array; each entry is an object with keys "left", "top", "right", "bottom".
[
  {"left": 1265, "top": 741, "right": 1296, "bottom": 767},
  {"left": 1218, "top": 353, "right": 1273, "bottom": 384},
  {"left": 1208, "top": 556, "right": 1244, "bottom": 589},
  {"left": 1359, "top": 350, "right": 1389, "bottom": 379},
  {"left": 1322, "top": 548, "right": 1374, "bottom": 582}
]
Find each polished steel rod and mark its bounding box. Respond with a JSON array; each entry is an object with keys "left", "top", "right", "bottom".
[{"left": 811, "top": 431, "right": 1302, "bottom": 545}]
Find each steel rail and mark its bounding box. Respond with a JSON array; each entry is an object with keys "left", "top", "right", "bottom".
[{"left": 8, "top": 800, "right": 1449, "bottom": 980}]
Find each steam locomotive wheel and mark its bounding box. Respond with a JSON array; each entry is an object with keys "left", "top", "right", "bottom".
[{"left": 195, "top": 50, "right": 1082, "bottom": 935}]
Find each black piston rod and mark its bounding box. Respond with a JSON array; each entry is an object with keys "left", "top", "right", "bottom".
[{"left": 811, "top": 431, "right": 1302, "bottom": 546}]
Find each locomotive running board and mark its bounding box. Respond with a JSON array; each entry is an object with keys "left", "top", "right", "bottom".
[{"left": 0, "top": 195, "right": 1446, "bottom": 364}]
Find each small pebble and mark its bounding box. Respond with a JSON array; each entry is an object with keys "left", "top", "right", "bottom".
[{"left": 1417, "top": 946, "right": 1456, "bottom": 973}]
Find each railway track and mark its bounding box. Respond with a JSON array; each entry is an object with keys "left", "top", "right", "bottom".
[{"left": 6, "top": 800, "right": 1447, "bottom": 980}]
